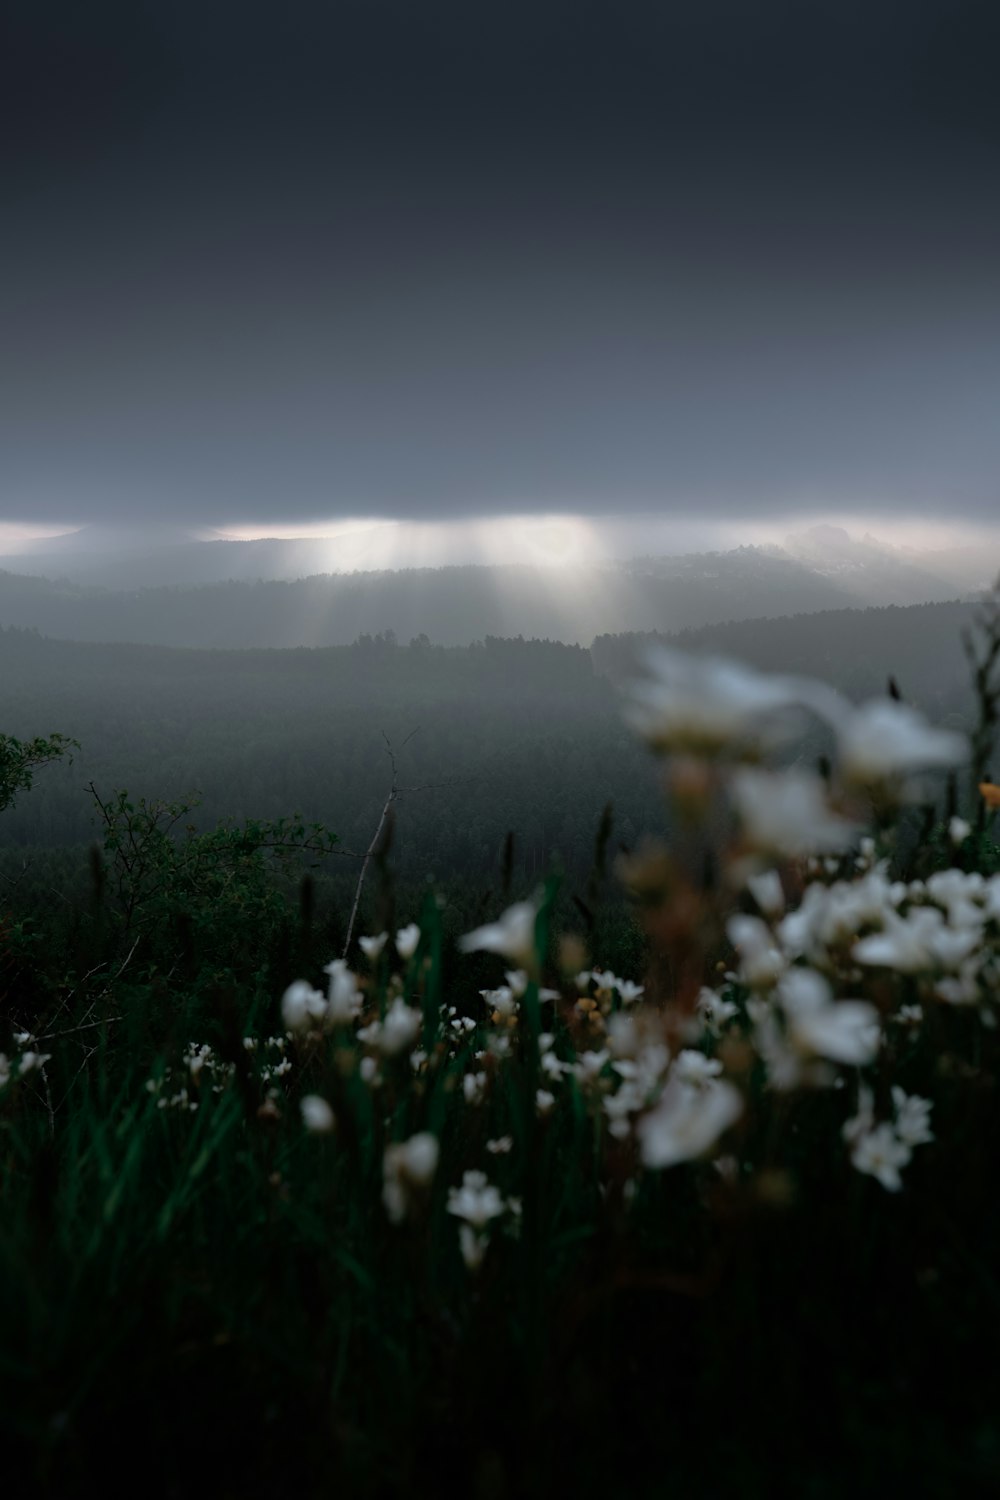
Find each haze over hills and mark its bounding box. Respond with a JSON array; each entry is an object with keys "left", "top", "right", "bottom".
[
  {"left": 0, "top": 525, "right": 991, "bottom": 649},
  {"left": 4, "top": 522, "right": 998, "bottom": 598}
]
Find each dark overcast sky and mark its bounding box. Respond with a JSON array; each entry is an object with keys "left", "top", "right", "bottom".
[{"left": 2, "top": 0, "right": 999, "bottom": 530}]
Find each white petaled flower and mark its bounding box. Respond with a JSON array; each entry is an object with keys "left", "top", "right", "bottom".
[
  {"left": 616, "top": 979, "right": 645, "bottom": 1004},
  {"left": 732, "top": 767, "right": 858, "bottom": 859},
  {"left": 486, "top": 1135, "right": 513, "bottom": 1155},
  {"left": 837, "top": 700, "right": 966, "bottom": 794},
  {"left": 300, "top": 1094, "right": 336, "bottom": 1133},
  {"left": 17, "top": 1051, "right": 52, "bottom": 1077},
  {"left": 463, "top": 1071, "right": 488, "bottom": 1105},
  {"left": 637, "top": 1072, "right": 743, "bottom": 1169},
  {"left": 949, "top": 816, "right": 972, "bottom": 846},
  {"left": 281, "top": 979, "right": 327, "bottom": 1032},
  {"left": 536, "top": 1088, "right": 556, "bottom": 1116},
  {"left": 447, "top": 1170, "right": 506, "bottom": 1229},
  {"left": 623, "top": 648, "right": 838, "bottom": 758},
  {"left": 570, "top": 1049, "right": 610, "bottom": 1085},
  {"left": 849, "top": 1122, "right": 911, "bottom": 1192},
  {"left": 458, "top": 900, "right": 539, "bottom": 966},
  {"left": 604, "top": 1081, "right": 641, "bottom": 1138},
  {"left": 776, "top": 968, "right": 881, "bottom": 1067},
  {"left": 672, "top": 1049, "right": 723, "bottom": 1087},
  {"left": 746, "top": 868, "right": 785, "bottom": 917},
  {"left": 395, "top": 922, "right": 421, "bottom": 960},
  {"left": 481, "top": 985, "right": 517, "bottom": 1020},
  {"left": 727, "top": 914, "right": 787, "bottom": 989},
  {"left": 359, "top": 931, "right": 388, "bottom": 961},
  {"left": 379, "top": 998, "right": 423, "bottom": 1056},
  {"left": 697, "top": 987, "right": 739, "bottom": 1033},
  {"left": 382, "top": 1132, "right": 440, "bottom": 1224},
  {"left": 323, "top": 960, "right": 364, "bottom": 1024},
  {"left": 891, "top": 1087, "right": 934, "bottom": 1147},
  {"left": 853, "top": 907, "right": 978, "bottom": 976}
]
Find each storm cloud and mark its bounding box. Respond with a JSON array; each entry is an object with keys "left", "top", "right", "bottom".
[{"left": 3, "top": 1, "right": 999, "bottom": 531}]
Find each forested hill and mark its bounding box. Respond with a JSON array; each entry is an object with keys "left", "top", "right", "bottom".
[
  {"left": 0, "top": 554, "right": 859, "bottom": 648},
  {"left": 593, "top": 600, "right": 977, "bottom": 726},
  {"left": 0, "top": 600, "right": 983, "bottom": 877}
]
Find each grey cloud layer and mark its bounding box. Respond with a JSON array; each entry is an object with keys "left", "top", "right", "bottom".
[{"left": 3, "top": 1, "right": 998, "bottom": 527}]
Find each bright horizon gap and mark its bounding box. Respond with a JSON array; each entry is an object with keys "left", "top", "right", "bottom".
[{"left": 2, "top": 514, "right": 999, "bottom": 569}]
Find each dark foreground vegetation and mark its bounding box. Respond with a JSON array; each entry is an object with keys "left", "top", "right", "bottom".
[{"left": 2, "top": 599, "right": 1000, "bottom": 1496}]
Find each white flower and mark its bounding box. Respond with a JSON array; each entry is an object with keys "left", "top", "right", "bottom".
[
  {"left": 949, "top": 816, "right": 972, "bottom": 845},
  {"left": 777, "top": 968, "right": 881, "bottom": 1067},
  {"left": 837, "top": 700, "right": 966, "bottom": 793},
  {"left": 536, "top": 1088, "right": 556, "bottom": 1116},
  {"left": 17, "top": 1050, "right": 51, "bottom": 1076},
  {"left": 359, "top": 931, "right": 388, "bottom": 960},
  {"left": 458, "top": 900, "right": 538, "bottom": 966},
  {"left": 481, "top": 984, "right": 517, "bottom": 1019},
  {"left": 395, "top": 922, "right": 421, "bottom": 959},
  {"left": 672, "top": 1049, "right": 723, "bottom": 1087},
  {"left": 849, "top": 1123, "right": 911, "bottom": 1192},
  {"left": 746, "top": 868, "right": 785, "bottom": 917},
  {"left": 732, "top": 767, "right": 858, "bottom": 859},
  {"left": 638, "top": 1073, "right": 742, "bottom": 1169},
  {"left": 281, "top": 979, "right": 327, "bottom": 1032},
  {"left": 323, "top": 960, "right": 364, "bottom": 1023},
  {"left": 604, "top": 1080, "right": 641, "bottom": 1138},
  {"left": 853, "top": 907, "right": 978, "bottom": 975},
  {"left": 447, "top": 1169, "right": 506, "bottom": 1229},
  {"left": 570, "top": 1049, "right": 610, "bottom": 1084},
  {"left": 891, "top": 1087, "right": 934, "bottom": 1147},
  {"left": 935, "top": 965, "right": 980, "bottom": 1006},
  {"left": 623, "top": 648, "right": 837, "bottom": 758},
  {"left": 697, "top": 987, "right": 739, "bottom": 1033},
  {"left": 486, "top": 1135, "right": 513, "bottom": 1155},
  {"left": 727, "top": 914, "right": 786, "bottom": 988},
  {"left": 300, "top": 1094, "right": 336, "bottom": 1133},
  {"left": 895, "top": 1003, "right": 923, "bottom": 1027},
  {"left": 380, "top": 998, "right": 423, "bottom": 1056},
  {"left": 616, "top": 979, "right": 645, "bottom": 1004},
  {"left": 463, "top": 1071, "right": 487, "bottom": 1105},
  {"left": 382, "top": 1132, "right": 439, "bottom": 1223}
]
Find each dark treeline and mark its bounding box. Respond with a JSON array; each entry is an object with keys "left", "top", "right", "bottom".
[
  {"left": 0, "top": 628, "right": 657, "bottom": 906},
  {"left": 0, "top": 599, "right": 979, "bottom": 892}
]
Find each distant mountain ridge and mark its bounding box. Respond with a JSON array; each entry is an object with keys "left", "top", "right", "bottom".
[{"left": 0, "top": 524, "right": 990, "bottom": 649}]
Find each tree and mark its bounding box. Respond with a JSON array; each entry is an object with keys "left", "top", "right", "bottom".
[{"left": 0, "top": 732, "right": 78, "bottom": 815}]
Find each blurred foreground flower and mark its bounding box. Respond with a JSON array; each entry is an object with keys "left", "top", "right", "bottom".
[
  {"left": 395, "top": 922, "right": 421, "bottom": 959},
  {"left": 383, "top": 1132, "right": 440, "bottom": 1224},
  {"left": 459, "top": 900, "right": 539, "bottom": 966},
  {"left": 300, "top": 1095, "right": 335, "bottom": 1133},
  {"left": 837, "top": 701, "right": 966, "bottom": 799},
  {"left": 732, "top": 767, "right": 858, "bottom": 859},
  {"left": 623, "top": 648, "right": 837, "bottom": 759},
  {"left": 638, "top": 1069, "right": 742, "bottom": 1169}
]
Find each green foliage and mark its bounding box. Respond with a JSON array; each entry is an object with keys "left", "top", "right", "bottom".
[{"left": 0, "top": 730, "right": 77, "bottom": 814}]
